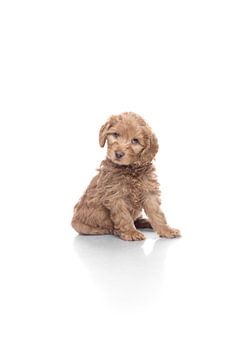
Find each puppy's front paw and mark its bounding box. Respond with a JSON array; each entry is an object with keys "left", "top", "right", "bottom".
[
  {"left": 120, "top": 230, "right": 146, "bottom": 241},
  {"left": 158, "top": 225, "right": 181, "bottom": 239}
]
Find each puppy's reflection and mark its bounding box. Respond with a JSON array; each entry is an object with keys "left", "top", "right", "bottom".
[{"left": 74, "top": 232, "right": 176, "bottom": 307}]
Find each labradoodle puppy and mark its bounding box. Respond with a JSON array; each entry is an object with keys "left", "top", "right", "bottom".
[{"left": 71, "top": 112, "right": 180, "bottom": 241}]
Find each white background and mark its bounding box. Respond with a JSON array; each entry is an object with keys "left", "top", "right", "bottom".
[{"left": 0, "top": 1, "right": 240, "bottom": 359}]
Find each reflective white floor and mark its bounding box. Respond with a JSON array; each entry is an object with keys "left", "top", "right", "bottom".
[{"left": 1, "top": 208, "right": 239, "bottom": 360}]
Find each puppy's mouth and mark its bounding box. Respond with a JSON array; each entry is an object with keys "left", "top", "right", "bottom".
[
  {"left": 113, "top": 157, "right": 125, "bottom": 164},
  {"left": 108, "top": 155, "right": 129, "bottom": 166}
]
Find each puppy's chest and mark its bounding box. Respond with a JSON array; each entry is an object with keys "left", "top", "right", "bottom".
[{"left": 122, "top": 175, "right": 145, "bottom": 206}]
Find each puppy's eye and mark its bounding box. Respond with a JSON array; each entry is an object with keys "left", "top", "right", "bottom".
[
  {"left": 112, "top": 132, "right": 119, "bottom": 138},
  {"left": 131, "top": 138, "right": 139, "bottom": 144}
]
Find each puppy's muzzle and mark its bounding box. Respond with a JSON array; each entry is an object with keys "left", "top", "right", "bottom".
[{"left": 115, "top": 151, "right": 125, "bottom": 159}]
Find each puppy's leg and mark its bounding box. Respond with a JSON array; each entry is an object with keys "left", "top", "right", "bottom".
[
  {"left": 71, "top": 203, "right": 113, "bottom": 235},
  {"left": 143, "top": 193, "right": 181, "bottom": 238},
  {"left": 109, "top": 200, "right": 145, "bottom": 241},
  {"left": 134, "top": 217, "right": 153, "bottom": 229},
  {"left": 71, "top": 219, "right": 111, "bottom": 235}
]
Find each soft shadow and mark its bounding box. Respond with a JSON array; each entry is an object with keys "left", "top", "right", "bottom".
[{"left": 74, "top": 231, "right": 177, "bottom": 307}]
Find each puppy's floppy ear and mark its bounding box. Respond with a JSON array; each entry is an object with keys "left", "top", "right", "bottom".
[
  {"left": 140, "top": 127, "right": 159, "bottom": 163},
  {"left": 99, "top": 115, "right": 117, "bottom": 147}
]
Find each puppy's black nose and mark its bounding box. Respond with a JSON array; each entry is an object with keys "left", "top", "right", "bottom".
[{"left": 115, "top": 151, "right": 125, "bottom": 159}]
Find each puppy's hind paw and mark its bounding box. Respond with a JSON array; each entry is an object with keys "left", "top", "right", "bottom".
[{"left": 120, "top": 230, "right": 146, "bottom": 241}]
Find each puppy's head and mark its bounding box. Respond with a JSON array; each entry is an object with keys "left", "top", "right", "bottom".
[{"left": 99, "top": 112, "right": 158, "bottom": 166}]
